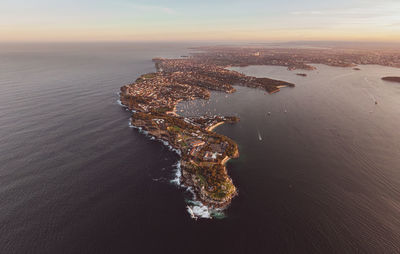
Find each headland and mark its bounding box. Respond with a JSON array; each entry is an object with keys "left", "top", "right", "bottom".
[
  {"left": 119, "top": 51, "right": 295, "bottom": 210},
  {"left": 119, "top": 45, "right": 400, "bottom": 214}
]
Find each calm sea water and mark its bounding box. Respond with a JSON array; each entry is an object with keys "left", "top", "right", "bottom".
[{"left": 1, "top": 43, "right": 400, "bottom": 253}]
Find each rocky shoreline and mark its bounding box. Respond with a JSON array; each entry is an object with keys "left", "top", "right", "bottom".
[
  {"left": 120, "top": 91, "right": 240, "bottom": 209},
  {"left": 117, "top": 45, "right": 400, "bottom": 218}
]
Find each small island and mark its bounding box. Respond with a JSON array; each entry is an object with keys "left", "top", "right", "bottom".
[
  {"left": 120, "top": 53, "right": 295, "bottom": 210},
  {"left": 382, "top": 76, "right": 400, "bottom": 83}
]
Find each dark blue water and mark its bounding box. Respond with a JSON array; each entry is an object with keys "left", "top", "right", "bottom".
[{"left": 1, "top": 43, "right": 400, "bottom": 253}]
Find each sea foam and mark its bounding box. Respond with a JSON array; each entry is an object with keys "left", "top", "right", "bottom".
[
  {"left": 170, "top": 161, "right": 181, "bottom": 186},
  {"left": 185, "top": 187, "right": 225, "bottom": 219}
]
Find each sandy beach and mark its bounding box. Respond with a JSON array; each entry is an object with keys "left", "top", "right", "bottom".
[{"left": 206, "top": 121, "right": 225, "bottom": 132}]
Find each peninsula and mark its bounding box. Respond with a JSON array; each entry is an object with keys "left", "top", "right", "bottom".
[
  {"left": 120, "top": 45, "right": 400, "bottom": 214},
  {"left": 120, "top": 53, "right": 295, "bottom": 209}
]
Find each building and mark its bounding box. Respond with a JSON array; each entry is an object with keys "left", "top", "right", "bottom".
[{"left": 190, "top": 140, "right": 205, "bottom": 147}]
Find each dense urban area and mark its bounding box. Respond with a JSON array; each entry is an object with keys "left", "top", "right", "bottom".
[{"left": 120, "top": 46, "right": 400, "bottom": 210}]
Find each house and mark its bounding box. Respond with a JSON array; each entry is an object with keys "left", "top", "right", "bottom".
[
  {"left": 189, "top": 147, "right": 199, "bottom": 156},
  {"left": 190, "top": 140, "right": 205, "bottom": 147}
]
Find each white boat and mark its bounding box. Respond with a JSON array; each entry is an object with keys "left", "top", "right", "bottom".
[{"left": 257, "top": 130, "right": 262, "bottom": 141}]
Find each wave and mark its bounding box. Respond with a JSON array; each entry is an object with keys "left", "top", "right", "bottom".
[
  {"left": 170, "top": 161, "right": 181, "bottom": 186},
  {"left": 152, "top": 177, "right": 167, "bottom": 182},
  {"left": 116, "top": 99, "right": 124, "bottom": 107},
  {"left": 116, "top": 92, "right": 126, "bottom": 108},
  {"left": 185, "top": 187, "right": 225, "bottom": 219},
  {"left": 116, "top": 92, "right": 136, "bottom": 113}
]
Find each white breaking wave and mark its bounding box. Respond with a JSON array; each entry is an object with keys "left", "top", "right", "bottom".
[
  {"left": 116, "top": 99, "right": 124, "bottom": 107},
  {"left": 170, "top": 161, "right": 181, "bottom": 186},
  {"left": 170, "top": 156, "right": 218, "bottom": 219},
  {"left": 187, "top": 203, "right": 211, "bottom": 219},
  {"left": 116, "top": 92, "right": 126, "bottom": 108},
  {"left": 116, "top": 92, "right": 136, "bottom": 113},
  {"left": 185, "top": 187, "right": 226, "bottom": 219},
  {"left": 185, "top": 187, "right": 212, "bottom": 219}
]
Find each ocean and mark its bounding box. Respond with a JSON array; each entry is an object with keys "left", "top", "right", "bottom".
[{"left": 1, "top": 43, "right": 400, "bottom": 253}]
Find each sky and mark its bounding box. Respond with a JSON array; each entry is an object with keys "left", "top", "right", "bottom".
[{"left": 1, "top": 0, "right": 400, "bottom": 42}]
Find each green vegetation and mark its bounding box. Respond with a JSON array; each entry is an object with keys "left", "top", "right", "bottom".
[
  {"left": 168, "top": 125, "right": 182, "bottom": 132},
  {"left": 211, "top": 189, "right": 228, "bottom": 199},
  {"left": 152, "top": 106, "right": 173, "bottom": 114},
  {"left": 196, "top": 173, "right": 207, "bottom": 186}
]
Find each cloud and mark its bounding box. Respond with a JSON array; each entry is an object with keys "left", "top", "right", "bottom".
[
  {"left": 126, "top": 3, "right": 176, "bottom": 15},
  {"left": 289, "top": 2, "right": 400, "bottom": 28},
  {"left": 290, "top": 1, "right": 400, "bottom": 18},
  {"left": 290, "top": 11, "right": 322, "bottom": 15}
]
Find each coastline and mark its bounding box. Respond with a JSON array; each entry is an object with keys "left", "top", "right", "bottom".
[
  {"left": 119, "top": 51, "right": 294, "bottom": 218},
  {"left": 120, "top": 91, "right": 240, "bottom": 216}
]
